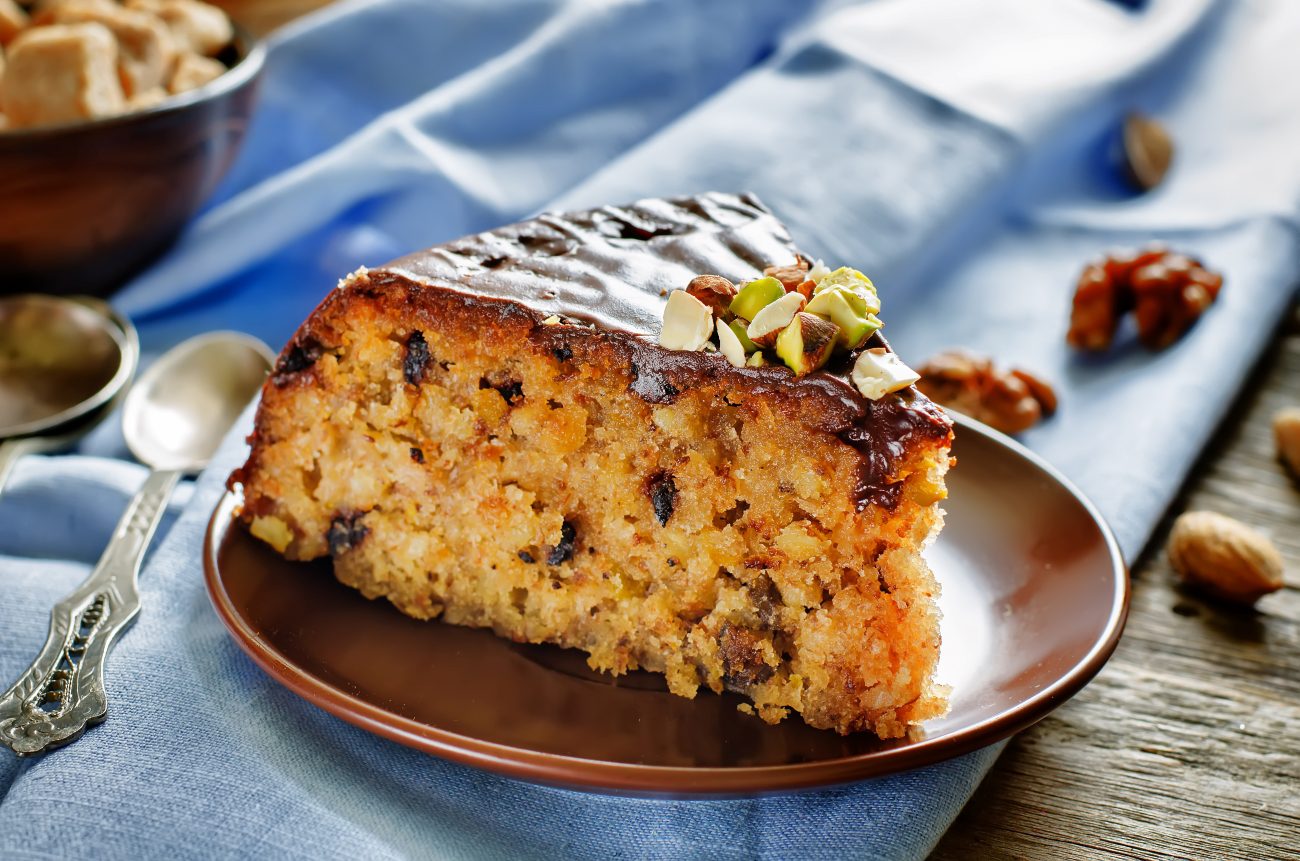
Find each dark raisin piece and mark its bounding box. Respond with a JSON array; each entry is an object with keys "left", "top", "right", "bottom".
[
  {"left": 749, "top": 575, "right": 782, "bottom": 632},
  {"left": 273, "top": 340, "right": 323, "bottom": 384},
  {"left": 409, "top": 447, "right": 424, "bottom": 464},
  {"left": 552, "top": 345, "right": 573, "bottom": 363},
  {"left": 327, "top": 512, "right": 369, "bottom": 557},
  {"left": 518, "top": 550, "right": 535, "bottom": 564},
  {"left": 496, "top": 380, "right": 524, "bottom": 405},
  {"left": 628, "top": 362, "right": 680, "bottom": 403},
  {"left": 478, "top": 376, "right": 525, "bottom": 406},
  {"left": 646, "top": 472, "right": 677, "bottom": 526},
  {"left": 718, "top": 623, "right": 774, "bottom": 690},
  {"left": 403, "top": 331, "right": 431, "bottom": 384},
  {"left": 546, "top": 521, "right": 576, "bottom": 565}
]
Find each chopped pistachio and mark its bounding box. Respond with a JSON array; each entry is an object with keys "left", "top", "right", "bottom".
[
  {"left": 775, "top": 312, "right": 839, "bottom": 376},
  {"left": 728, "top": 319, "right": 758, "bottom": 353},
  {"left": 812, "top": 267, "right": 878, "bottom": 303},
  {"left": 746, "top": 351, "right": 766, "bottom": 368},
  {"left": 805, "top": 288, "right": 882, "bottom": 349},
  {"left": 728, "top": 276, "right": 786, "bottom": 321}
]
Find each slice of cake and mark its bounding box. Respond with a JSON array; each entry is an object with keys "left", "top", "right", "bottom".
[{"left": 231, "top": 193, "right": 953, "bottom": 738}]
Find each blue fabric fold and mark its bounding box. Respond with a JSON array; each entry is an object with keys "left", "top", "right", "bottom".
[{"left": 3, "top": 0, "right": 1299, "bottom": 858}]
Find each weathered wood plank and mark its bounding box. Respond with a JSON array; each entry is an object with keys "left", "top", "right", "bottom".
[{"left": 933, "top": 305, "right": 1300, "bottom": 860}]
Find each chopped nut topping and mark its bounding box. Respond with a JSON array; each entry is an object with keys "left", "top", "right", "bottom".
[
  {"left": 916, "top": 350, "right": 1056, "bottom": 435},
  {"left": 851, "top": 348, "right": 919, "bottom": 400},
  {"left": 763, "top": 257, "right": 810, "bottom": 292},
  {"left": 746, "top": 291, "right": 806, "bottom": 348},
  {"left": 685, "top": 274, "right": 737, "bottom": 317},
  {"left": 659, "top": 289, "right": 715, "bottom": 351},
  {"left": 715, "top": 315, "right": 747, "bottom": 367},
  {"left": 658, "top": 259, "right": 899, "bottom": 380}
]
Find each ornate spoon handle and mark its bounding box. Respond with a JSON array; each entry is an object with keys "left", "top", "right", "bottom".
[{"left": 0, "top": 468, "right": 180, "bottom": 756}]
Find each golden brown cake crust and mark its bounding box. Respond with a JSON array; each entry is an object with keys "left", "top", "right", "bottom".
[{"left": 232, "top": 194, "right": 953, "bottom": 737}]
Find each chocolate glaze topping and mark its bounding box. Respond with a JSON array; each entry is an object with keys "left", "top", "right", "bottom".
[{"left": 372, "top": 192, "right": 951, "bottom": 509}]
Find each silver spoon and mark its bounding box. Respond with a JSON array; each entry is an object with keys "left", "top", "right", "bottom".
[
  {"left": 0, "top": 295, "right": 139, "bottom": 492},
  {"left": 0, "top": 331, "right": 274, "bottom": 756}
]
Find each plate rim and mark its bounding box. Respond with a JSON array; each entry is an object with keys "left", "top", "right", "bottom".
[{"left": 202, "top": 414, "right": 1129, "bottom": 796}]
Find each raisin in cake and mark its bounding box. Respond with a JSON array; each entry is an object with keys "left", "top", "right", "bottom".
[{"left": 231, "top": 193, "right": 952, "bottom": 738}]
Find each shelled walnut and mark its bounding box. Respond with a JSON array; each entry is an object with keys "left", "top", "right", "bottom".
[
  {"left": 915, "top": 349, "right": 1056, "bottom": 435},
  {"left": 1068, "top": 245, "right": 1223, "bottom": 351}
]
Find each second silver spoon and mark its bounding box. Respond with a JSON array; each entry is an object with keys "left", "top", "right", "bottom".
[{"left": 0, "top": 331, "right": 274, "bottom": 755}]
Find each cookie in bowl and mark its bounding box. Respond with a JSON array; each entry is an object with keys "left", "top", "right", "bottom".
[
  {"left": 0, "top": 0, "right": 263, "bottom": 296},
  {"left": 0, "top": 0, "right": 235, "bottom": 129}
]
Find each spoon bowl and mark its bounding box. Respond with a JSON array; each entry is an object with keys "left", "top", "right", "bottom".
[
  {"left": 123, "top": 331, "right": 276, "bottom": 472},
  {"left": 0, "top": 330, "right": 273, "bottom": 756},
  {"left": 0, "top": 294, "right": 134, "bottom": 439}
]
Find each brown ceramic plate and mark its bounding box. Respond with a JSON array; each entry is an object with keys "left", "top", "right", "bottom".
[{"left": 203, "top": 414, "right": 1127, "bottom": 796}]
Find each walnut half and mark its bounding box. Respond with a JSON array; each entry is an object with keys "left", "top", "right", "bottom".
[
  {"left": 916, "top": 349, "right": 1056, "bottom": 435},
  {"left": 1067, "top": 245, "right": 1224, "bottom": 351}
]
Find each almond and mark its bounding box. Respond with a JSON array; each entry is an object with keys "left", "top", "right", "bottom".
[
  {"left": 745, "top": 291, "right": 805, "bottom": 348},
  {"left": 658, "top": 289, "right": 714, "bottom": 352},
  {"left": 1167, "top": 511, "right": 1284, "bottom": 605},
  {"left": 1274, "top": 407, "right": 1300, "bottom": 477},
  {"left": 852, "top": 348, "right": 920, "bottom": 401}
]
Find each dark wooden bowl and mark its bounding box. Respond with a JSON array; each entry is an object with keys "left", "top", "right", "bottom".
[{"left": 0, "top": 30, "right": 265, "bottom": 296}]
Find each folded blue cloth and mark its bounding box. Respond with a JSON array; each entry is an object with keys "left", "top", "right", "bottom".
[{"left": 4, "top": 0, "right": 1300, "bottom": 858}]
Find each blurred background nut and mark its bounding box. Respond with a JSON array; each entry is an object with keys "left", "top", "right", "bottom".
[
  {"left": 916, "top": 349, "right": 1057, "bottom": 435},
  {"left": 1068, "top": 245, "right": 1223, "bottom": 351},
  {"left": 1167, "top": 511, "right": 1284, "bottom": 605},
  {"left": 1274, "top": 407, "right": 1300, "bottom": 476}
]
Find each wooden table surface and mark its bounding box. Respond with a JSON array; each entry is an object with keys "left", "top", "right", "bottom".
[
  {"left": 933, "top": 302, "right": 1300, "bottom": 860},
  {"left": 218, "top": 6, "right": 1297, "bottom": 856}
]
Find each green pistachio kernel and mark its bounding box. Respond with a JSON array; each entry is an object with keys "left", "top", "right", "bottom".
[
  {"left": 728, "top": 276, "right": 786, "bottom": 322},
  {"left": 774, "top": 312, "right": 839, "bottom": 376},
  {"left": 805, "top": 288, "right": 883, "bottom": 350},
  {"left": 812, "top": 267, "right": 880, "bottom": 309},
  {"left": 728, "top": 319, "right": 759, "bottom": 353}
]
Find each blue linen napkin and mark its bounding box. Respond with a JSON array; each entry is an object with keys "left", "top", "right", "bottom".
[{"left": 4, "top": 0, "right": 1300, "bottom": 858}]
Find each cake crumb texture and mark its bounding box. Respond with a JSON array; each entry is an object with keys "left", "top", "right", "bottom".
[{"left": 234, "top": 274, "right": 951, "bottom": 737}]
